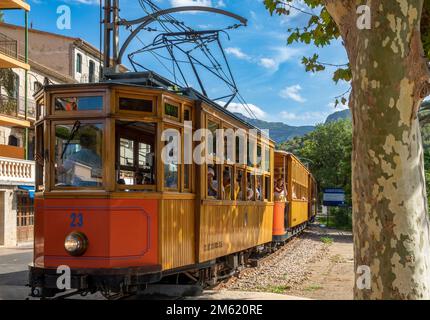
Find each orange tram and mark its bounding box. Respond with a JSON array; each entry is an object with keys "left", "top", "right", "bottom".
[{"left": 29, "top": 72, "right": 317, "bottom": 298}]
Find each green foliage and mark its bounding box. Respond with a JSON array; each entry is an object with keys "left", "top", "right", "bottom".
[
  {"left": 280, "top": 119, "right": 352, "bottom": 203},
  {"left": 0, "top": 11, "right": 4, "bottom": 23},
  {"left": 0, "top": 69, "right": 18, "bottom": 97},
  {"left": 264, "top": 0, "right": 430, "bottom": 88},
  {"left": 320, "top": 236, "right": 333, "bottom": 244}
]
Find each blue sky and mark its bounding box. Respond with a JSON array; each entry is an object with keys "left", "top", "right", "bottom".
[{"left": 4, "top": 0, "right": 350, "bottom": 126}]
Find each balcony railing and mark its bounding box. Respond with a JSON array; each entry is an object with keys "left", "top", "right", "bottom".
[
  {"left": 0, "top": 94, "right": 36, "bottom": 119},
  {"left": 0, "top": 32, "right": 18, "bottom": 60},
  {"left": 0, "top": 156, "right": 35, "bottom": 185}
]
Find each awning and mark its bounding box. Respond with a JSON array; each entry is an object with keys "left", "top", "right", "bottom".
[{"left": 18, "top": 185, "right": 35, "bottom": 199}]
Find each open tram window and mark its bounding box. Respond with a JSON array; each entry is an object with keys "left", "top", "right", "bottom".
[
  {"left": 55, "top": 96, "right": 103, "bottom": 112},
  {"left": 264, "top": 175, "right": 271, "bottom": 201},
  {"left": 256, "top": 175, "right": 263, "bottom": 201},
  {"left": 236, "top": 169, "right": 245, "bottom": 201},
  {"left": 246, "top": 172, "right": 255, "bottom": 201},
  {"left": 207, "top": 164, "right": 219, "bottom": 199},
  {"left": 54, "top": 122, "right": 103, "bottom": 188},
  {"left": 222, "top": 166, "right": 234, "bottom": 200},
  {"left": 116, "top": 121, "right": 156, "bottom": 189}
]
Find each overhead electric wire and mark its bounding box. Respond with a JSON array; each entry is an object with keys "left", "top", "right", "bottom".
[{"left": 125, "top": 0, "right": 256, "bottom": 119}]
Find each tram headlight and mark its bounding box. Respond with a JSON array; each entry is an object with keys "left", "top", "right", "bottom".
[{"left": 64, "top": 232, "right": 88, "bottom": 256}]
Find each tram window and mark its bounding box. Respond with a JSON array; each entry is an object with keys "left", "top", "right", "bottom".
[
  {"left": 207, "top": 165, "right": 219, "bottom": 198},
  {"left": 54, "top": 123, "right": 103, "bottom": 188},
  {"left": 36, "top": 99, "right": 45, "bottom": 120},
  {"left": 264, "top": 148, "right": 270, "bottom": 172},
  {"left": 165, "top": 103, "right": 179, "bottom": 119},
  {"left": 208, "top": 120, "right": 218, "bottom": 157},
  {"left": 264, "top": 176, "right": 270, "bottom": 201},
  {"left": 256, "top": 145, "right": 262, "bottom": 169},
  {"left": 256, "top": 175, "right": 263, "bottom": 201},
  {"left": 246, "top": 172, "right": 255, "bottom": 201},
  {"left": 236, "top": 169, "right": 245, "bottom": 201},
  {"left": 119, "top": 97, "right": 153, "bottom": 113},
  {"left": 184, "top": 108, "right": 191, "bottom": 121},
  {"left": 116, "top": 121, "right": 156, "bottom": 187},
  {"left": 55, "top": 96, "right": 103, "bottom": 111},
  {"left": 222, "top": 166, "right": 234, "bottom": 200},
  {"left": 164, "top": 134, "right": 179, "bottom": 190}
]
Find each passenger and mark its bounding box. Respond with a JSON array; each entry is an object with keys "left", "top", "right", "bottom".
[
  {"left": 292, "top": 184, "right": 297, "bottom": 199},
  {"left": 60, "top": 129, "right": 102, "bottom": 186},
  {"left": 246, "top": 180, "right": 254, "bottom": 201},
  {"left": 223, "top": 170, "right": 240, "bottom": 200},
  {"left": 117, "top": 178, "right": 126, "bottom": 185},
  {"left": 255, "top": 178, "right": 262, "bottom": 201},
  {"left": 207, "top": 166, "right": 218, "bottom": 198},
  {"left": 135, "top": 170, "right": 144, "bottom": 185},
  {"left": 274, "top": 175, "right": 287, "bottom": 202}
]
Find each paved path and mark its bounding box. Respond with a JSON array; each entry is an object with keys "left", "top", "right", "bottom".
[{"left": 0, "top": 248, "right": 33, "bottom": 300}]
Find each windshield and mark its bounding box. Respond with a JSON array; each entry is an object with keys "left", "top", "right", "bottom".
[{"left": 54, "top": 123, "right": 104, "bottom": 187}]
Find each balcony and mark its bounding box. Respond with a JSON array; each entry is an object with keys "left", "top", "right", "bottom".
[
  {"left": 0, "top": 94, "right": 34, "bottom": 127},
  {"left": 0, "top": 32, "right": 30, "bottom": 70},
  {"left": 0, "top": 0, "right": 30, "bottom": 11},
  {"left": 0, "top": 157, "right": 35, "bottom": 185}
]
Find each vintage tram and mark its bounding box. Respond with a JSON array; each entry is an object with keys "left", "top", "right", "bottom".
[{"left": 29, "top": 72, "right": 317, "bottom": 298}]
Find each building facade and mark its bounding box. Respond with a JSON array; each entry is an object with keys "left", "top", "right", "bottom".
[{"left": 0, "top": 17, "right": 123, "bottom": 246}]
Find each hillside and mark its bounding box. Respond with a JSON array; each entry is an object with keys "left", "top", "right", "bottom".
[
  {"left": 325, "top": 109, "right": 351, "bottom": 123},
  {"left": 233, "top": 113, "right": 315, "bottom": 143}
]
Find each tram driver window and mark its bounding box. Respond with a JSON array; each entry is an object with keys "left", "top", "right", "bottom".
[
  {"left": 116, "top": 121, "right": 156, "bottom": 188},
  {"left": 54, "top": 123, "right": 103, "bottom": 187}
]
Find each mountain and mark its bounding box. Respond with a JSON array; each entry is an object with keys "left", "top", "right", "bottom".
[
  {"left": 233, "top": 109, "right": 351, "bottom": 144},
  {"left": 233, "top": 113, "right": 315, "bottom": 143},
  {"left": 325, "top": 109, "right": 351, "bottom": 123}
]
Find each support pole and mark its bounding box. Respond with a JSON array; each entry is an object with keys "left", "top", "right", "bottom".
[{"left": 103, "top": 0, "right": 112, "bottom": 74}]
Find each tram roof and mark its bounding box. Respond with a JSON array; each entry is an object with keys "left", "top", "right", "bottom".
[{"left": 41, "top": 71, "right": 274, "bottom": 143}]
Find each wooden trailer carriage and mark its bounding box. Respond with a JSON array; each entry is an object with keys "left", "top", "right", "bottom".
[{"left": 30, "top": 73, "right": 277, "bottom": 296}]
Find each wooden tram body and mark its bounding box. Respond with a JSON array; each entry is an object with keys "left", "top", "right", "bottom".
[{"left": 29, "top": 74, "right": 316, "bottom": 297}]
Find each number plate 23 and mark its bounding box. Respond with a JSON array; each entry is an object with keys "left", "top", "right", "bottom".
[{"left": 70, "top": 213, "right": 84, "bottom": 228}]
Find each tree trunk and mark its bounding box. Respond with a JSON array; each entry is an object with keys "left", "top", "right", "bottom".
[{"left": 326, "top": 0, "right": 430, "bottom": 299}]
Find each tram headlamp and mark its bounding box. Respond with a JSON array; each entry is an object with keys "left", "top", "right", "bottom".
[{"left": 64, "top": 232, "right": 88, "bottom": 256}]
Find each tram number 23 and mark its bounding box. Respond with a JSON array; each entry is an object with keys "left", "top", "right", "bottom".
[{"left": 70, "top": 213, "right": 84, "bottom": 228}]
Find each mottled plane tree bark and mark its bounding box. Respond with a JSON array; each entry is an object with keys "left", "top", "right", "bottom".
[{"left": 265, "top": 0, "right": 430, "bottom": 299}]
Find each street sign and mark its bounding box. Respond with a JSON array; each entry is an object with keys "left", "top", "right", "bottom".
[{"left": 323, "top": 188, "right": 346, "bottom": 206}]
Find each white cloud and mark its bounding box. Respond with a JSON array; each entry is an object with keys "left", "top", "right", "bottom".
[
  {"left": 280, "top": 111, "right": 330, "bottom": 123},
  {"left": 259, "top": 47, "right": 302, "bottom": 71},
  {"left": 170, "top": 0, "right": 212, "bottom": 7},
  {"left": 64, "top": 0, "right": 99, "bottom": 4},
  {"left": 216, "top": 0, "right": 226, "bottom": 8},
  {"left": 259, "top": 58, "right": 277, "bottom": 69},
  {"left": 280, "top": 85, "right": 306, "bottom": 103},
  {"left": 225, "top": 47, "right": 250, "bottom": 60},
  {"left": 217, "top": 101, "right": 267, "bottom": 119}
]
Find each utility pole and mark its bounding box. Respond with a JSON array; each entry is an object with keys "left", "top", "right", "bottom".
[{"left": 103, "top": 0, "right": 120, "bottom": 77}]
